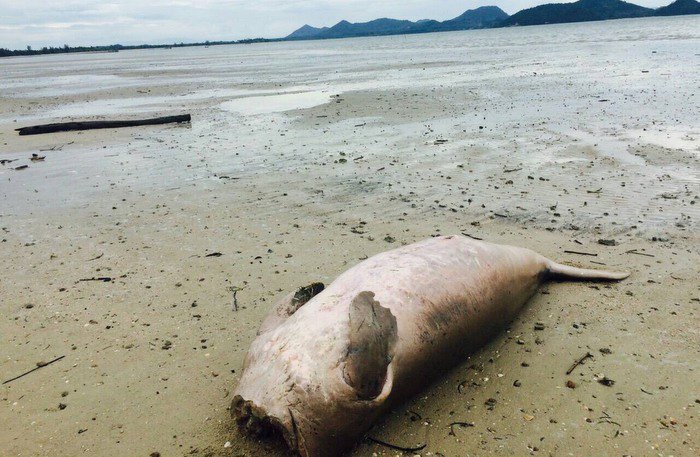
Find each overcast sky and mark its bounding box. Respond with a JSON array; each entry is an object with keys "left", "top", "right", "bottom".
[{"left": 0, "top": 0, "right": 671, "bottom": 49}]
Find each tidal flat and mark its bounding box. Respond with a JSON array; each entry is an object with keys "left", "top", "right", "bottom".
[{"left": 1, "top": 15, "right": 698, "bottom": 457}]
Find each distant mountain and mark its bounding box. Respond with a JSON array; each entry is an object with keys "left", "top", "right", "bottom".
[
  {"left": 412, "top": 6, "right": 509, "bottom": 32},
  {"left": 435, "top": 6, "right": 510, "bottom": 30},
  {"left": 286, "top": 24, "right": 328, "bottom": 39},
  {"left": 285, "top": 6, "right": 509, "bottom": 40},
  {"left": 654, "top": 0, "right": 700, "bottom": 15},
  {"left": 500, "top": 0, "right": 653, "bottom": 26},
  {"left": 284, "top": 0, "right": 699, "bottom": 41},
  {"left": 316, "top": 18, "right": 417, "bottom": 39}
]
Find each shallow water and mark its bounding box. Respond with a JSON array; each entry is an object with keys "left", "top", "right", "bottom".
[{"left": 220, "top": 90, "right": 332, "bottom": 115}]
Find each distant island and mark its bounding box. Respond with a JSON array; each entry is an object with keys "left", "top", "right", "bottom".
[
  {"left": 287, "top": 6, "right": 510, "bottom": 40},
  {"left": 1, "top": 0, "right": 698, "bottom": 57},
  {"left": 288, "top": 0, "right": 699, "bottom": 40}
]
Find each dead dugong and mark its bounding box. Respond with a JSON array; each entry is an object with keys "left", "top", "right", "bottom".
[{"left": 232, "top": 235, "right": 628, "bottom": 456}]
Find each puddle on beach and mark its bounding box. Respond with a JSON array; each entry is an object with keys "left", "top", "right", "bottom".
[
  {"left": 39, "top": 88, "right": 304, "bottom": 119},
  {"left": 3, "top": 87, "right": 332, "bottom": 123},
  {"left": 628, "top": 127, "right": 699, "bottom": 151},
  {"left": 220, "top": 91, "right": 332, "bottom": 115},
  {"left": 550, "top": 126, "right": 648, "bottom": 166}
]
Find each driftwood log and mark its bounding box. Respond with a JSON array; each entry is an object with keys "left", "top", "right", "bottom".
[{"left": 15, "top": 114, "right": 191, "bottom": 136}]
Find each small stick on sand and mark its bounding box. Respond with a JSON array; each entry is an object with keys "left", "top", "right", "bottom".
[
  {"left": 566, "top": 352, "right": 593, "bottom": 375},
  {"left": 626, "top": 249, "right": 654, "bottom": 258},
  {"left": 564, "top": 250, "right": 598, "bottom": 257},
  {"left": 365, "top": 436, "right": 427, "bottom": 453},
  {"left": 78, "top": 277, "right": 113, "bottom": 283},
  {"left": 228, "top": 286, "right": 244, "bottom": 312},
  {"left": 39, "top": 141, "right": 74, "bottom": 151},
  {"left": 3, "top": 355, "right": 66, "bottom": 385},
  {"left": 449, "top": 421, "right": 475, "bottom": 436}
]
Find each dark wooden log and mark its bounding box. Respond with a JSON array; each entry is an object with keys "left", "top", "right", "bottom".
[{"left": 15, "top": 114, "right": 191, "bottom": 136}]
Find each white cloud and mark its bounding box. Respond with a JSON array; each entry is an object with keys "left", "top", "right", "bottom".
[{"left": 0, "top": 0, "right": 673, "bottom": 49}]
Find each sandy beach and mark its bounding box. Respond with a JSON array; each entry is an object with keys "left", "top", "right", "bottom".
[{"left": 1, "top": 15, "right": 698, "bottom": 456}]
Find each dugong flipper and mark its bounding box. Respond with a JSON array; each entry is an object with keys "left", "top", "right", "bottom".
[{"left": 232, "top": 236, "right": 628, "bottom": 457}]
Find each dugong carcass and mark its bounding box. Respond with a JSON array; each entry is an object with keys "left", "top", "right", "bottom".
[{"left": 232, "top": 236, "right": 628, "bottom": 456}]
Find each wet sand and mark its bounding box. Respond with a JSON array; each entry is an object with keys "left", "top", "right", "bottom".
[{"left": 1, "top": 16, "right": 698, "bottom": 457}]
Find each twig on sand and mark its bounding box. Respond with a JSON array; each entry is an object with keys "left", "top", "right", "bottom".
[
  {"left": 626, "top": 249, "right": 654, "bottom": 258},
  {"left": 78, "top": 277, "right": 113, "bottom": 283},
  {"left": 365, "top": 436, "right": 427, "bottom": 453},
  {"left": 566, "top": 352, "right": 593, "bottom": 375},
  {"left": 449, "top": 421, "right": 475, "bottom": 436},
  {"left": 228, "top": 286, "right": 244, "bottom": 311},
  {"left": 408, "top": 410, "right": 422, "bottom": 421},
  {"left": 598, "top": 412, "right": 621, "bottom": 427},
  {"left": 39, "top": 142, "right": 74, "bottom": 152},
  {"left": 564, "top": 250, "right": 598, "bottom": 257},
  {"left": 461, "top": 232, "right": 483, "bottom": 241},
  {"left": 3, "top": 355, "right": 65, "bottom": 385}
]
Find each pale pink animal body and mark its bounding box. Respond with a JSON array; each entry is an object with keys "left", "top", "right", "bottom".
[{"left": 232, "top": 236, "right": 628, "bottom": 456}]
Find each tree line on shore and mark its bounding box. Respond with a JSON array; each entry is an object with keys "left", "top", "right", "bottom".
[{"left": 0, "top": 38, "right": 276, "bottom": 58}]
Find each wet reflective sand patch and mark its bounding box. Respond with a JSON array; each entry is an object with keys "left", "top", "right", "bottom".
[{"left": 220, "top": 91, "right": 332, "bottom": 115}]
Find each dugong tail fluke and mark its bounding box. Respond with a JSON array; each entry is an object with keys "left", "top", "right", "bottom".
[{"left": 547, "top": 260, "right": 630, "bottom": 281}]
